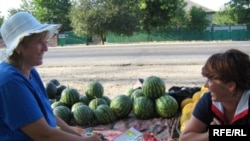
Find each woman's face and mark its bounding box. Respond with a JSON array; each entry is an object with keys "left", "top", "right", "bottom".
[
  {"left": 19, "top": 37, "right": 48, "bottom": 67},
  {"left": 204, "top": 78, "right": 232, "bottom": 102}
]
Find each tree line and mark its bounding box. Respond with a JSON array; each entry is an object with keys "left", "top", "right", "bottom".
[{"left": 0, "top": 0, "right": 249, "bottom": 44}]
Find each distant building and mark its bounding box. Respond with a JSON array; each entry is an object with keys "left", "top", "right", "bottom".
[{"left": 184, "top": 0, "right": 216, "bottom": 25}]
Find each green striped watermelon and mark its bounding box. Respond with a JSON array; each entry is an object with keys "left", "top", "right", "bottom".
[
  {"left": 130, "top": 89, "right": 144, "bottom": 102},
  {"left": 49, "top": 79, "right": 60, "bottom": 86},
  {"left": 155, "top": 95, "right": 178, "bottom": 118},
  {"left": 73, "top": 105, "right": 95, "bottom": 126},
  {"left": 110, "top": 94, "right": 132, "bottom": 118},
  {"left": 88, "top": 98, "right": 108, "bottom": 110},
  {"left": 60, "top": 88, "right": 80, "bottom": 108},
  {"left": 51, "top": 101, "right": 67, "bottom": 110},
  {"left": 133, "top": 96, "right": 155, "bottom": 119},
  {"left": 56, "top": 84, "right": 67, "bottom": 100},
  {"left": 85, "top": 81, "right": 104, "bottom": 100},
  {"left": 71, "top": 102, "right": 86, "bottom": 113},
  {"left": 124, "top": 87, "right": 135, "bottom": 97},
  {"left": 102, "top": 95, "right": 111, "bottom": 106},
  {"left": 94, "top": 105, "right": 116, "bottom": 124},
  {"left": 45, "top": 82, "right": 57, "bottom": 99},
  {"left": 79, "top": 95, "right": 90, "bottom": 105},
  {"left": 142, "top": 75, "right": 166, "bottom": 100},
  {"left": 53, "top": 105, "right": 72, "bottom": 124}
]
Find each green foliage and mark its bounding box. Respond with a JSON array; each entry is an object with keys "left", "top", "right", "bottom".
[
  {"left": 138, "top": 0, "right": 179, "bottom": 33},
  {"left": 168, "top": 0, "right": 188, "bottom": 28},
  {"left": 228, "top": 0, "right": 250, "bottom": 24},
  {"left": 69, "top": 0, "right": 139, "bottom": 44},
  {"left": 69, "top": 0, "right": 107, "bottom": 37},
  {"left": 186, "top": 6, "right": 209, "bottom": 31},
  {"left": 20, "top": 0, "right": 34, "bottom": 12},
  {"left": 212, "top": 5, "right": 238, "bottom": 25},
  {"left": 19, "top": 0, "right": 72, "bottom": 32}
]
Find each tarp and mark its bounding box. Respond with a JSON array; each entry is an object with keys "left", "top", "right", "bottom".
[{"left": 71, "top": 113, "right": 180, "bottom": 141}]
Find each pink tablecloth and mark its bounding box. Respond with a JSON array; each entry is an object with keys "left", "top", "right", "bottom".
[{"left": 71, "top": 114, "right": 180, "bottom": 141}]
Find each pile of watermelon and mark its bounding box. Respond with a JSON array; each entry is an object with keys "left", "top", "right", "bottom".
[
  {"left": 46, "top": 79, "right": 115, "bottom": 126},
  {"left": 46, "top": 75, "right": 194, "bottom": 127}
]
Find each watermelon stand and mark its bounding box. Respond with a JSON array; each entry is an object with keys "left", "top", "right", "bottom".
[
  {"left": 71, "top": 112, "right": 180, "bottom": 141},
  {"left": 48, "top": 77, "right": 204, "bottom": 141}
]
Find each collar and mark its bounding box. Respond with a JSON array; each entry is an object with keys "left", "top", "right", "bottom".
[{"left": 211, "top": 90, "right": 250, "bottom": 124}]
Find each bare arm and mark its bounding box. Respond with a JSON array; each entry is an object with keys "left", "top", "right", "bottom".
[
  {"left": 179, "top": 115, "right": 209, "bottom": 141},
  {"left": 21, "top": 117, "right": 102, "bottom": 141},
  {"left": 55, "top": 116, "right": 82, "bottom": 136}
]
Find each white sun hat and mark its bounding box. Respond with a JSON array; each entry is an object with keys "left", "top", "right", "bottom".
[{"left": 0, "top": 11, "right": 61, "bottom": 59}]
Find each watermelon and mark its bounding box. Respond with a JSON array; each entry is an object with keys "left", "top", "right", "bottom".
[
  {"left": 73, "top": 105, "right": 95, "bottom": 126},
  {"left": 51, "top": 101, "right": 67, "bottom": 109},
  {"left": 53, "top": 105, "right": 72, "bottom": 124},
  {"left": 56, "top": 85, "right": 67, "bottom": 100},
  {"left": 60, "top": 88, "right": 80, "bottom": 108},
  {"left": 155, "top": 95, "right": 179, "bottom": 118},
  {"left": 110, "top": 94, "right": 132, "bottom": 118},
  {"left": 49, "top": 99, "right": 56, "bottom": 105},
  {"left": 132, "top": 96, "right": 155, "bottom": 119},
  {"left": 85, "top": 81, "right": 104, "bottom": 100},
  {"left": 142, "top": 75, "right": 166, "bottom": 100},
  {"left": 94, "top": 105, "right": 116, "bottom": 124},
  {"left": 102, "top": 95, "right": 111, "bottom": 106},
  {"left": 130, "top": 89, "right": 144, "bottom": 102},
  {"left": 71, "top": 102, "right": 86, "bottom": 113},
  {"left": 49, "top": 79, "right": 60, "bottom": 86},
  {"left": 45, "top": 82, "right": 57, "bottom": 99},
  {"left": 88, "top": 98, "right": 108, "bottom": 110},
  {"left": 79, "top": 95, "right": 90, "bottom": 105},
  {"left": 124, "top": 87, "right": 135, "bottom": 97}
]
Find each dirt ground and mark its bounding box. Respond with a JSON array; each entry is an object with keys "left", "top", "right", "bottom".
[
  {"left": 37, "top": 64, "right": 205, "bottom": 99},
  {"left": 36, "top": 63, "right": 204, "bottom": 140}
]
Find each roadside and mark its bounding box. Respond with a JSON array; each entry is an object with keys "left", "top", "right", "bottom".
[{"left": 37, "top": 64, "right": 205, "bottom": 99}]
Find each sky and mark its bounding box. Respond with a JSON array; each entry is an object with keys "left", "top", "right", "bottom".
[
  {"left": 0, "top": 0, "right": 231, "bottom": 17},
  {"left": 0, "top": 0, "right": 22, "bottom": 17},
  {"left": 191, "top": 0, "right": 231, "bottom": 10}
]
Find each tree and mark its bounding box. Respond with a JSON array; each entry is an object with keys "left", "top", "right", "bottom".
[
  {"left": 228, "top": 0, "right": 250, "bottom": 24},
  {"left": 186, "top": 6, "right": 209, "bottom": 31},
  {"left": 167, "top": 0, "right": 188, "bottom": 28},
  {"left": 19, "top": 0, "right": 72, "bottom": 32},
  {"left": 138, "top": 0, "right": 179, "bottom": 33},
  {"left": 105, "top": 0, "right": 140, "bottom": 35},
  {"left": 69, "top": 0, "right": 139, "bottom": 45},
  {"left": 212, "top": 5, "right": 238, "bottom": 25}
]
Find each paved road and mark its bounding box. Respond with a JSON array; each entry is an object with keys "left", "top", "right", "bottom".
[{"left": 43, "top": 41, "right": 250, "bottom": 66}]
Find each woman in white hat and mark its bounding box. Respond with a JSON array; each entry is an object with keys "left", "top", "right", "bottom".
[{"left": 0, "top": 12, "right": 102, "bottom": 141}]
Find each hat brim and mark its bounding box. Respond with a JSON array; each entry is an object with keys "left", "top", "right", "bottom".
[{"left": 6, "top": 23, "right": 61, "bottom": 57}]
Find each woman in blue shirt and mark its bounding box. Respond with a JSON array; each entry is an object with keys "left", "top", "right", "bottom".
[{"left": 0, "top": 12, "right": 102, "bottom": 141}]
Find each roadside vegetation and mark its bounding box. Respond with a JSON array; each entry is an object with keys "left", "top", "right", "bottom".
[{"left": 0, "top": 0, "right": 249, "bottom": 43}]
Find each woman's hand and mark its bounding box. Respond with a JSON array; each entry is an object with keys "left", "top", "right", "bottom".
[
  {"left": 87, "top": 133, "right": 104, "bottom": 141},
  {"left": 210, "top": 118, "right": 221, "bottom": 125}
]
